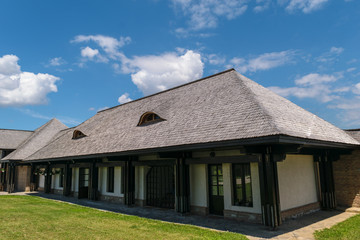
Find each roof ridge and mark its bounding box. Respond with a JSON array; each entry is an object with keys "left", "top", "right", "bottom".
[
  {"left": 98, "top": 68, "right": 236, "bottom": 114},
  {"left": 234, "top": 72, "right": 282, "bottom": 135},
  {"left": 0, "top": 129, "right": 33, "bottom": 132}
]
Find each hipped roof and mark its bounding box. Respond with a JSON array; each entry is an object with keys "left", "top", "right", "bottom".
[
  {"left": 2, "top": 119, "right": 67, "bottom": 161},
  {"left": 26, "top": 69, "right": 359, "bottom": 161},
  {"left": 0, "top": 129, "right": 33, "bottom": 150}
]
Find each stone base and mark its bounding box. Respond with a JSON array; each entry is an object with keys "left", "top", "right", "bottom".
[
  {"left": 281, "top": 202, "right": 320, "bottom": 220},
  {"left": 99, "top": 194, "right": 124, "bottom": 204},
  {"left": 52, "top": 189, "right": 63, "bottom": 195},
  {"left": 223, "top": 209, "right": 262, "bottom": 223},
  {"left": 190, "top": 205, "right": 208, "bottom": 216},
  {"left": 135, "top": 199, "right": 145, "bottom": 207}
]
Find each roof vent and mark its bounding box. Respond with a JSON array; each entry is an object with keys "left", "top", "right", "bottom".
[
  {"left": 72, "top": 130, "right": 86, "bottom": 139},
  {"left": 137, "top": 112, "right": 165, "bottom": 126}
]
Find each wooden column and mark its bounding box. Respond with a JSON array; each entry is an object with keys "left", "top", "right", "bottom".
[
  {"left": 30, "top": 164, "right": 36, "bottom": 191},
  {"left": 44, "top": 165, "right": 52, "bottom": 193},
  {"left": 124, "top": 158, "right": 136, "bottom": 206},
  {"left": 317, "top": 153, "right": 336, "bottom": 209},
  {"left": 0, "top": 162, "right": 7, "bottom": 191},
  {"left": 175, "top": 157, "right": 190, "bottom": 213},
  {"left": 89, "top": 160, "right": 99, "bottom": 200},
  {"left": 6, "top": 162, "right": 16, "bottom": 193},
  {"left": 63, "top": 162, "right": 72, "bottom": 196},
  {"left": 258, "top": 147, "right": 282, "bottom": 229}
]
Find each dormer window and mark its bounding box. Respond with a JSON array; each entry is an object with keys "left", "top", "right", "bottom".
[
  {"left": 72, "top": 130, "right": 86, "bottom": 139},
  {"left": 137, "top": 112, "right": 165, "bottom": 126}
]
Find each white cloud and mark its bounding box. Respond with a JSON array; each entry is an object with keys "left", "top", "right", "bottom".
[
  {"left": 330, "top": 47, "right": 344, "bottom": 54},
  {"left": 284, "top": 0, "right": 329, "bottom": 13},
  {"left": 126, "top": 50, "right": 204, "bottom": 95},
  {"left": 81, "top": 47, "right": 99, "bottom": 59},
  {"left": 0, "top": 55, "right": 59, "bottom": 106},
  {"left": 254, "top": 0, "right": 271, "bottom": 13},
  {"left": 316, "top": 46, "right": 344, "bottom": 63},
  {"left": 172, "top": 0, "right": 248, "bottom": 31},
  {"left": 269, "top": 73, "right": 343, "bottom": 103},
  {"left": 207, "top": 54, "right": 226, "bottom": 65},
  {"left": 228, "top": 50, "right": 296, "bottom": 73},
  {"left": 118, "top": 93, "right": 132, "bottom": 104},
  {"left": 48, "top": 57, "right": 66, "bottom": 66},
  {"left": 72, "top": 35, "right": 131, "bottom": 59},
  {"left": 97, "top": 106, "right": 110, "bottom": 112}
]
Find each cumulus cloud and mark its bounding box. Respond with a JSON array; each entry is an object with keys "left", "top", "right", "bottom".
[
  {"left": 172, "top": 0, "right": 248, "bottom": 31},
  {"left": 0, "top": 55, "right": 59, "bottom": 106},
  {"left": 125, "top": 50, "right": 204, "bottom": 95},
  {"left": 118, "top": 93, "right": 132, "bottom": 104},
  {"left": 269, "top": 73, "right": 343, "bottom": 103},
  {"left": 48, "top": 57, "right": 66, "bottom": 66},
  {"left": 254, "top": 0, "right": 271, "bottom": 12},
  {"left": 72, "top": 34, "right": 131, "bottom": 59},
  {"left": 284, "top": 0, "right": 329, "bottom": 13},
  {"left": 227, "top": 50, "right": 296, "bottom": 73},
  {"left": 81, "top": 47, "right": 99, "bottom": 59}
]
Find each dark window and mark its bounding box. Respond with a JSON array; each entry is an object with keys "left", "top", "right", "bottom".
[
  {"left": 137, "top": 112, "right": 164, "bottom": 126},
  {"left": 232, "top": 163, "right": 253, "bottom": 207},
  {"left": 59, "top": 168, "right": 64, "bottom": 188},
  {"left": 72, "top": 130, "right": 86, "bottom": 139},
  {"left": 107, "top": 167, "right": 114, "bottom": 193}
]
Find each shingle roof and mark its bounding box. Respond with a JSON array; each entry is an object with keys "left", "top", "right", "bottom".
[
  {"left": 2, "top": 119, "right": 67, "bottom": 161},
  {"left": 26, "top": 69, "right": 359, "bottom": 161},
  {"left": 344, "top": 129, "right": 360, "bottom": 142},
  {"left": 0, "top": 129, "right": 33, "bottom": 150}
]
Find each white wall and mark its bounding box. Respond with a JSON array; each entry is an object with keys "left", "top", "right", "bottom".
[
  {"left": 98, "top": 166, "right": 123, "bottom": 197},
  {"left": 277, "top": 155, "right": 318, "bottom": 211},
  {"left": 189, "top": 164, "right": 208, "bottom": 207},
  {"left": 38, "top": 174, "right": 45, "bottom": 188},
  {"left": 135, "top": 166, "right": 147, "bottom": 200},
  {"left": 223, "top": 163, "right": 262, "bottom": 214},
  {"left": 51, "top": 168, "right": 63, "bottom": 190},
  {"left": 71, "top": 167, "right": 79, "bottom": 192}
]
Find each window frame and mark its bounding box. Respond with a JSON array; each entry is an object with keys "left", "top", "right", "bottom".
[
  {"left": 107, "top": 167, "right": 115, "bottom": 193},
  {"left": 232, "top": 163, "right": 253, "bottom": 207}
]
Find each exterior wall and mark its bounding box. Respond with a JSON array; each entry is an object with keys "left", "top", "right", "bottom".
[
  {"left": 38, "top": 174, "right": 45, "bottom": 189},
  {"left": 71, "top": 167, "right": 79, "bottom": 197},
  {"left": 51, "top": 168, "right": 63, "bottom": 194},
  {"left": 277, "top": 155, "right": 318, "bottom": 211},
  {"left": 15, "top": 165, "right": 31, "bottom": 192},
  {"left": 189, "top": 164, "right": 208, "bottom": 215},
  {"left": 135, "top": 166, "right": 148, "bottom": 206},
  {"left": 98, "top": 166, "right": 124, "bottom": 203},
  {"left": 334, "top": 150, "right": 360, "bottom": 208}
]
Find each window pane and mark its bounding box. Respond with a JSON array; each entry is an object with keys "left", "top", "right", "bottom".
[
  {"left": 217, "top": 166, "right": 223, "bottom": 176},
  {"left": 233, "top": 163, "right": 252, "bottom": 207},
  {"left": 211, "top": 166, "right": 217, "bottom": 176},
  {"left": 218, "top": 186, "right": 224, "bottom": 196},
  {"left": 211, "top": 186, "right": 218, "bottom": 195},
  {"left": 218, "top": 175, "right": 223, "bottom": 185},
  {"left": 211, "top": 176, "right": 217, "bottom": 186}
]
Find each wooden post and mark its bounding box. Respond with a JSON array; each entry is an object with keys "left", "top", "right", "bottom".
[
  {"left": 0, "top": 162, "right": 7, "bottom": 191},
  {"left": 89, "top": 160, "right": 99, "bottom": 200},
  {"left": 175, "top": 156, "right": 190, "bottom": 213},
  {"left": 6, "top": 162, "right": 16, "bottom": 193},
  {"left": 30, "top": 164, "right": 36, "bottom": 191},
  {"left": 258, "top": 147, "right": 282, "bottom": 229},
  {"left": 317, "top": 153, "right": 336, "bottom": 209},
  {"left": 63, "top": 162, "right": 72, "bottom": 196},
  {"left": 124, "top": 157, "right": 136, "bottom": 206},
  {"left": 44, "top": 165, "right": 52, "bottom": 193}
]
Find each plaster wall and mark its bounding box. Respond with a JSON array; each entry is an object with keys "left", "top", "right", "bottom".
[
  {"left": 51, "top": 168, "right": 63, "bottom": 191},
  {"left": 189, "top": 164, "right": 208, "bottom": 207},
  {"left": 39, "top": 173, "right": 45, "bottom": 188},
  {"left": 71, "top": 167, "right": 79, "bottom": 192},
  {"left": 277, "top": 155, "right": 318, "bottom": 211},
  {"left": 135, "top": 166, "right": 147, "bottom": 200},
  {"left": 98, "top": 166, "right": 123, "bottom": 197},
  {"left": 223, "top": 163, "right": 262, "bottom": 214}
]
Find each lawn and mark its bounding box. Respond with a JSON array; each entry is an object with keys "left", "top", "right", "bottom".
[
  {"left": 314, "top": 214, "right": 360, "bottom": 240},
  {"left": 0, "top": 195, "right": 247, "bottom": 240}
]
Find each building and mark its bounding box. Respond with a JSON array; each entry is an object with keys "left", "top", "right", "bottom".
[{"left": 1, "top": 69, "right": 359, "bottom": 228}]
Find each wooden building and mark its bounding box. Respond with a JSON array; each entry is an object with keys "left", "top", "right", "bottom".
[{"left": 1, "top": 69, "right": 359, "bottom": 228}]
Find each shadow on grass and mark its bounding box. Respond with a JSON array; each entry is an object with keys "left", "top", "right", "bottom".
[{"left": 16, "top": 192, "right": 346, "bottom": 239}]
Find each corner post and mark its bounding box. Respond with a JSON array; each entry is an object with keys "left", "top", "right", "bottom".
[
  {"left": 89, "top": 159, "right": 99, "bottom": 200},
  {"left": 175, "top": 152, "right": 190, "bottom": 213},
  {"left": 7, "top": 162, "right": 16, "bottom": 193},
  {"left": 124, "top": 157, "right": 136, "bottom": 206},
  {"left": 258, "top": 146, "right": 282, "bottom": 229},
  {"left": 63, "top": 161, "right": 72, "bottom": 196},
  {"left": 317, "top": 152, "right": 336, "bottom": 209},
  {"left": 44, "top": 164, "right": 52, "bottom": 193}
]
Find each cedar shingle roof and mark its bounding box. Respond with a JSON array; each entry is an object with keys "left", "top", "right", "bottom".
[
  {"left": 2, "top": 119, "right": 67, "bottom": 161},
  {"left": 26, "top": 69, "right": 359, "bottom": 161},
  {"left": 0, "top": 129, "right": 33, "bottom": 150},
  {"left": 345, "top": 129, "right": 360, "bottom": 142}
]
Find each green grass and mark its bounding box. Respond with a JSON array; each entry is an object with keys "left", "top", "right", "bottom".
[
  {"left": 0, "top": 195, "right": 247, "bottom": 240},
  {"left": 314, "top": 214, "right": 360, "bottom": 240}
]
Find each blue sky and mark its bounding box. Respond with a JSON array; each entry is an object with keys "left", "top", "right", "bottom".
[{"left": 0, "top": 0, "right": 359, "bottom": 130}]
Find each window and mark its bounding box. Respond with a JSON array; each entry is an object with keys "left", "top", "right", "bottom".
[
  {"left": 72, "top": 130, "right": 86, "bottom": 139},
  {"left": 107, "top": 167, "right": 114, "bottom": 193},
  {"left": 137, "top": 112, "right": 164, "bottom": 126},
  {"left": 232, "top": 163, "right": 252, "bottom": 207},
  {"left": 59, "top": 168, "right": 64, "bottom": 188}
]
